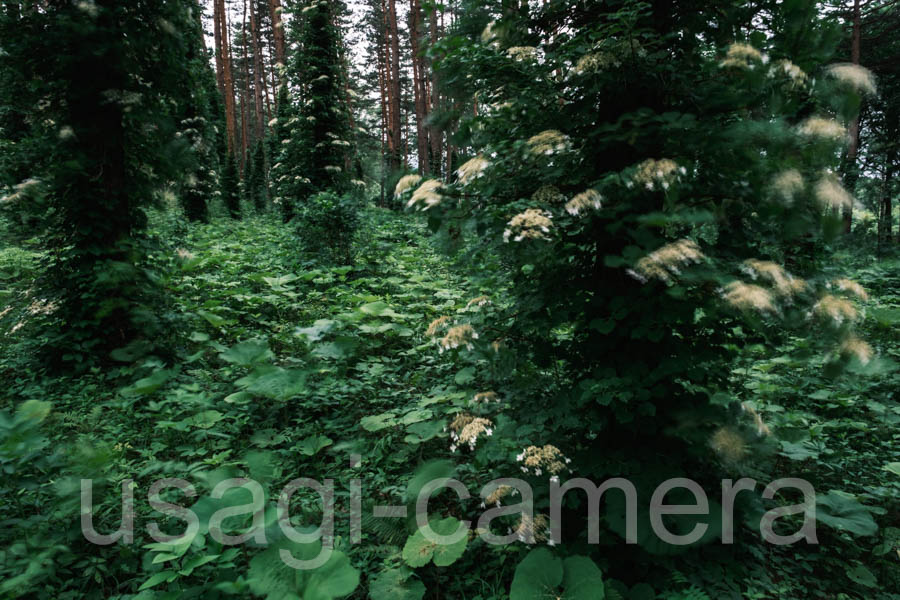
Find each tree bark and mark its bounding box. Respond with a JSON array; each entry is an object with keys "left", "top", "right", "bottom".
[
  {"left": 409, "top": 0, "right": 429, "bottom": 174},
  {"left": 250, "top": 0, "right": 266, "bottom": 139},
  {"left": 428, "top": 6, "right": 442, "bottom": 177},
  {"left": 268, "top": 0, "right": 286, "bottom": 70},
  {"left": 386, "top": 0, "right": 403, "bottom": 170},
  {"left": 217, "top": 0, "right": 238, "bottom": 156},
  {"left": 843, "top": 0, "right": 862, "bottom": 233},
  {"left": 240, "top": 0, "right": 252, "bottom": 172},
  {"left": 213, "top": 0, "right": 225, "bottom": 95}
]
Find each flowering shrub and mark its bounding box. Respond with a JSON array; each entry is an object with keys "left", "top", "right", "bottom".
[{"left": 396, "top": 0, "right": 879, "bottom": 571}]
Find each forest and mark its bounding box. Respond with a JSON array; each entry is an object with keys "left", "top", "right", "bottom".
[{"left": 0, "top": 0, "right": 898, "bottom": 598}]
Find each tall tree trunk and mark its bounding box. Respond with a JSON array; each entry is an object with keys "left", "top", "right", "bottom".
[
  {"left": 240, "top": 0, "right": 252, "bottom": 173},
  {"left": 268, "top": 0, "right": 286, "bottom": 74},
  {"left": 249, "top": 0, "right": 266, "bottom": 139},
  {"left": 428, "top": 6, "right": 442, "bottom": 177},
  {"left": 409, "top": 0, "right": 429, "bottom": 174},
  {"left": 387, "top": 0, "right": 403, "bottom": 170},
  {"left": 877, "top": 161, "right": 893, "bottom": 254},
  {"left": 378, "top": 24, "right": 389, "bottom": 205},
  {"left": 216, "top": 0, "right": 238, "bottom": 156},
  {"left": 213, "top": 0, "right": 225, "bottom": 95},
  {"left": 843, "top": 0, "right": 862, "bottom": 233}
]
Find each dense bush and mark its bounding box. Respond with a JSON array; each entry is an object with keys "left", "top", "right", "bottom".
[
  {"left": 296, "top": 191, "right": 360, "bottom": 264},
  {"left": 393, "top": 0, "right": 884, "bottom": 577}
]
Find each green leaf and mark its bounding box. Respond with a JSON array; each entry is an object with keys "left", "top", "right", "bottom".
[
  {"left": 237, "top": 367, "right": 308, "bottom": 401},
  {"left": 454, "top": 367, "right": 476, "bottom": 385},
  {"left": 224, "top": 391, "right": 254, "bottom": 405},
  {"left": 360, "top": 412, "right": 397, "bottom": 432},
  {"left": 399, "top": 409, "right": 432, "bottom": 426},
  {"left": 219, "top": 339, "right": 274, "bottom": 367},
  {"left": 401, "top": 517, "right": 468, "bottom": 567},
  {"left": 812, "top": 491, "right": 878, "bottom": 537},
  {"left": 18, "top": 400, "right": 51, "bottom": 422},
  {"left": 138, "top": 570, "right": 177, "bottom": 591},
  {"left": 298, "top": 435, "right": 333, "bottom": 456},
  {"left": 359, "top": 301, "right": 400, "bottom": 318},
  {"left": 404, "top": 420, "right": 446, "bottom": 444},
  {"left": 262, "top": 273, "right": 299, "bottom": 291},
  {"left": 121, "top": 369, "right": 171, "bottom": 396},
  {"left": 248, "top": 538, "right": 359, "bottom": 600},
  {"left": 369, "top": 568, "right": 426, "bottom": 600},
  {"left": 197, "top": 309, "right": 227, "bottom": 327},
  {"left": 883, "top": 462, "right": 900, "bottom": 477},
  {"left": 845, "top": 564, "right": 878, "bottom": 588},
  {"left": 562, "top": 556, "right": 606, "bottom": 600},
  {"left": 295, "top": 319, "right": 338, "bottom": 342},
  {"left": 510, "top": 548, "right": 605, "bottom": 600},
  {"left": 312, "top": 336, "right": 359, "bottom": 360},
  {"left": 509, "top": 547, "right": 564, "bottom": 600},
  {"left": 190, "top": 410, "right": 225, "bottom": 429}
]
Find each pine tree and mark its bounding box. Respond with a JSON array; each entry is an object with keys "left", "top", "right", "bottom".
[
  {"left": 178, "top": 0, "right": 223, "bottom": 224},
  {"left": 278, "top": 0, "right": 354, "bottom": 200},
  {"left": 269, "top": 84, "right": 299, "bottom": 221}
]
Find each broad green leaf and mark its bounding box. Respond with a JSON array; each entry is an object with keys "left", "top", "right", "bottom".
[
  {"left": 404, "top": 420, "right": 446, "bottom": 444},
  {"left": 401, "top": 517, "right": 468, "bottom": 568},
  {"left": 298, "top": 435, "right": 333, "bottom": 456},
  {"left": 845, "top": 564, "right": 878, "bottom": 588},
  {"left": 219, "top": 339, "right": 274, "bottom": 367},
  {"left": 138, "top": 570, "right": 177, "bottom": 591},
  {"left": 454, "top": 367, "right": 475, "bottom": 385},
  {"left": 295, "top": 319, "right": 338, "bottom": 342},
  {"left": 197, "top": 309, "right": 227, "bottom": 327},
  {"left": 510, "top": 548, "right": 605, "bottom": 600},
  {"left": 121, "top": 369, "right": 171, "bottom": 396},
  {"left": 369, "top": 568, "right": 426, "bottom": 600},
  {"left": 883, "top": 462, "right": 900, "bottom": 477},
  {"left": 561, "top": 556, "right": 605, "bottom": 600},
  {"left": 237, "top": 367, "right": 308, "bottom": 401},
  {"left": 360, "top": 412, "right": 397, "bottom": 432},
  {"left": 399, "top": 409, "right": 432, "bottom": 426},
  {"left": 811, "top": 491, "right": 878, "bottom": 537},
  {"left": 509, "top": 547, "right": 564, "bottom": 600},
  {"left": 313, "top": 336, "right": 359, "bottom": 360},
  {"left": 18, "top": 400, "right": 51, "bottom": 422},
  {"left": 224, "top": 391, "right": 254, "bottom": 405},
  {"left": 247, "top": 538, "right": 359, "bottom": 600},
  {"left": 359, "top": 301, "right": 400, "bottom": 318}
]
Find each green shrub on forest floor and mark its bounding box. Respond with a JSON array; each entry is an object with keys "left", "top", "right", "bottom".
[{"left": 296, "top": 191, "right": 361, "bottom": 265}]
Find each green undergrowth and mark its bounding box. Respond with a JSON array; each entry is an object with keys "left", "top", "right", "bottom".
[{"left": 0, "top": 212, "right": 898, "bottom": 599}]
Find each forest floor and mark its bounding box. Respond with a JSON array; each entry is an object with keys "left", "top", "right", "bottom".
[{"left": 0, "top": 208, "right": 898, "bottom": 598}]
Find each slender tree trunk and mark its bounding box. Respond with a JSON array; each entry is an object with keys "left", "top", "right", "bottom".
[
  {"left": 843, "top": 0, "right": 862, "bottom": 233},
  {"left": 217, "top": 0, "right": 238, "bottom": 156},
  {"left": 877, "top": 162, "right": 893, "bottom": 254},
  {"left": 213, "top": 0, "right": 225, "bottom": 94},
  {"left": 241, "top": 1, "right": 253, "bottom": 174},
  {"left": 378, "top": 29, "right": 389, "bottom": 205},
  {"left": 409, "top": 0, "right": 429, "bottom": 174},
  {"left": 387, "top": 0, "right": 403, "bottom": 170},
  {"left": 250, "top": 0, "right": 266, "bottom": 139},
  {"left": 428, "top": 6, "right": 442, "bottom": 177},
  {"left": 268, "top": 0, "right": 286, "bottom": 78}
]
